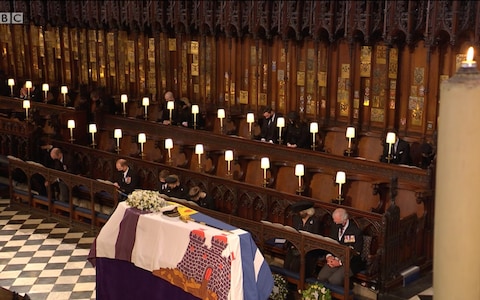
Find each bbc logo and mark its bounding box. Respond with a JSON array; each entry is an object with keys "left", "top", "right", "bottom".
[{"left": 0, "top": 13, "right": 24, "bottom": 24}]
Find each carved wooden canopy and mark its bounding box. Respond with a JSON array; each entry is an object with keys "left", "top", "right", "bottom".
[{"left": 1, "top": 1, "right": 478, "bottom": 47}]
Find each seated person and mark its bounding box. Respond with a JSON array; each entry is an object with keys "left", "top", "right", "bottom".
[
  {"left": 317, "top": 208, "right": 365, "bottom": 286},
  {"left": 164, "top": 174, "right": 189, "bottom": 200},
  {"left": 188, "top": 186, "right": 216, "bottom": 210},
  {"left": 113, "top": 159, "right": 139, "bottom": 198},
  {"left": 284, "top": 201, "right": 322, "bottom": 277},
  {"left": 178, "top": 97, "right": 193, "bottom": 128},
  {"left": 283, "top": 111, "right": 310, "bottom": 149},
  {"left": 158, "top": 169, "right": 171, "bottom": 194},
  {"left": 259, "top": 106, "right": 279, "bottom": 143},
  {"left": 160, "top": 91, "right": 184, "bottom": 125},
  {"left": 380, "top": 132, "right": 411, "bottom": 165},
  {"left": 45, "top": 147, "right": 79, "bottom": 202}
]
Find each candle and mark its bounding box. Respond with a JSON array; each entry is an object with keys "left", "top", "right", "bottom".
[
  {"left": 461, "top": 46, "right": 477, "bottom": 68},
  {"left": 435, "top": 45, "right": 480, "bottom": 299}
]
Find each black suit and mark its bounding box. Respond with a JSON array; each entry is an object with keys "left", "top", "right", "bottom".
[
  {"left": 259, "top": 113, "right": 279, "bottom": 143},
  {"left": 50, "top": 157, "right": 73, "bottom": 203},
  {"left": 381, "top": 138, "right": 411, "bottom": 165},
  {"left": 114, "top": 167, "right": 139, "bottom": 195}
]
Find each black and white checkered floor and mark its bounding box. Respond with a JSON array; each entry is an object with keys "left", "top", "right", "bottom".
[{"left": 0, "top": 199, "right": 96, "bottom": 300}]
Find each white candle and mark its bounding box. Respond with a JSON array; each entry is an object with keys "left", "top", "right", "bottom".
[{"left": 435, "top": 46, "right": 480, "bottom": 299}]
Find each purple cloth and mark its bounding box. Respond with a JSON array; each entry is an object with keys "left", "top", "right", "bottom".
[
  {"left": 115, "top": 208, "right": 148, "bottom": 261},
  {"left": 96, "top": 257, "right": 201, "bottom": 300}
]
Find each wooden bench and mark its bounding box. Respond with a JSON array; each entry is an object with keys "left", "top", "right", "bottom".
[{"left": 7, "top": 156, "right": 119, "bottom": 229}]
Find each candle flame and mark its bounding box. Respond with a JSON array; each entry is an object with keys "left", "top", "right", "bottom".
[{"left": 467, "top": 47, "right": 475, "bottom": 63}]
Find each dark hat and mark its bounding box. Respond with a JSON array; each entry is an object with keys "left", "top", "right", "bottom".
[
  {"left": 291, "top": 200, "right": 314, "bottom": 213},
  {"left": 165, "top": 175, "right": 179, "bottom": 184}
]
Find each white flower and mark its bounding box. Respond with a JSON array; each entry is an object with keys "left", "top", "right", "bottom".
[
  {"left": 270, "top": 274, "right": 288, "bottom": 300},
  {"left": 301, "top": 283, "right": 331, "bottom": 300},
  {"left": 126, "top": 190, "right": 167, "bottom": 212}
]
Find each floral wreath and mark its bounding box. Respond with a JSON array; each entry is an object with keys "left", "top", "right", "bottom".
[
  {"left": 126, "top": 189, "right": 167, "bottom": 212},
  {"left": 269, "top": 273, "right": 288, "bottom": 300},
  {"left": 301, "top": 282, "right": 331, "bottom": 300}
]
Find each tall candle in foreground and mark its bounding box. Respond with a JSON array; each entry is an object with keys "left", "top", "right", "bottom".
[{"left": 435, "top": 47, "right": 480, "bottom": 300}]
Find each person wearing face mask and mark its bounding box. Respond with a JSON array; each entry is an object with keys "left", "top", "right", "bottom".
[
  {"left": 284, "top": 201, "right": 322, "bottom": 276},
  {"left": 316, "top": 208, "right": 365, "bottom": 286}
]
